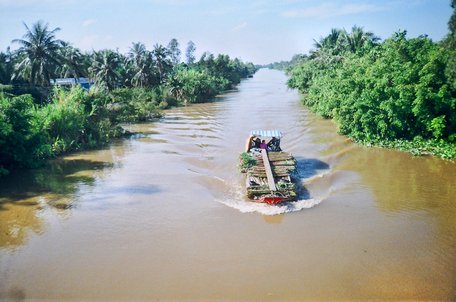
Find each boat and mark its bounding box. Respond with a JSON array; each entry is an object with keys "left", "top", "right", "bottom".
[{"left": 240, "top": 130, "right": 297, "bottom": 204}]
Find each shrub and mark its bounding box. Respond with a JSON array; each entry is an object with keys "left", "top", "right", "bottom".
[{"left": 0, "top": 93, "right": 47, "bottom": 173}]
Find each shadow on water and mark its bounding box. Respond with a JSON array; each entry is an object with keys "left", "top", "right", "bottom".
[
  {"left": 0, "top": 159, "right": 113, "bottom": 210},
  {"left": 0, "top": 287, "right": 26, "bottom": 302},
  {"left": 295, "top": 157, "right": 330, "bottom": 199},
  {"left": 0, "top": 158, "right": 113, "bottom": 249}
]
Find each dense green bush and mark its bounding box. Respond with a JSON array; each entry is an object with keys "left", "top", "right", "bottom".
[
  {"left": 0, "top": 93, "right": 46, "bottom": 175},
  {"left": 109, "top": 87, "right": 171, "bottom": 122},
  {"left": 0, "top": 87, "right": 124, "bottom": 175},
  {"left": 35, "top": 87, "right": 88, "bottom": 153},
  {"left": 288, "top": 30, "right": 456, "bottom": 158},
  {"left": 168, "top": 67, "right": 229, "bottom": 104}
]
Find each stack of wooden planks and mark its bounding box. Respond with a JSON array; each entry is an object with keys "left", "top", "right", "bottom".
[
  {"left": 244, "top": 151, "right": 297, "bottom": 199},
  {"left": 248, "top": 151, "right": 296, "bottom": 178}
]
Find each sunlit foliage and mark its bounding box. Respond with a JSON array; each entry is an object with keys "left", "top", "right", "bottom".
[
  {"left": 0, "top": 21, "right": 257, "bottom": 175},
  {"left": 288, "top": 26, "right": 456, "bottom": 158}
]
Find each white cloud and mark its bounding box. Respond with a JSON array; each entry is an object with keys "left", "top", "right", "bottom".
[
  {"left": 282, "top": 2, "right": 387, "bottom": 18},
  {"left": 82, "top": 19, "right": 96, "bottom": 27},
  {"left": 231, "top": 21, "right": 247, "bottom": 32}
]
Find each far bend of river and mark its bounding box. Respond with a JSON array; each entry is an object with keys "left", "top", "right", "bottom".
[{"left": 1, "top": 69, "right": 456, "bottom": 301}]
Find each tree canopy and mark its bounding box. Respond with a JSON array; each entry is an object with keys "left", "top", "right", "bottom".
[
  {"left": 0, "top": 21, "right": 257, "bottom": 175},
  {"left": 287, "top": 20, "right": 456, "bottom": 158}
]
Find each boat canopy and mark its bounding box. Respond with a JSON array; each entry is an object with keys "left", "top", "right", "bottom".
[{"left": 250, "top": 130, "right": 283, "bottom": 138}]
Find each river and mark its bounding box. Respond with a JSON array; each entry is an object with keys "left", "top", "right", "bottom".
[{"left": 1, "top": 69, "right": 456, "bottom": 301}]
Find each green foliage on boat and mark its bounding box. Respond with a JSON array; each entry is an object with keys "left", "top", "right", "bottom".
[{"left": 239, "top": 152, "right": 257, "bottom": 172}]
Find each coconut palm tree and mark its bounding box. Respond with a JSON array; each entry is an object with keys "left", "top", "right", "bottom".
[
  {"left": 152, "top": 44, "right": 172, "bottom": 84},
  {"left": 344, "top": 25, "right": 380, "bottom": 54},
  {"left": 0, "top": 48, "right": 14, "bottom": 85},
  {"left": 128, "top": 42, "right": 154, "bottom": 87},
  {"left": 313, "top": 28, "right": 346, "bottom": 55},
  {"left": 89, "top": 49, "right": 121, "bottom": 90},
  {"left": 12, "top": 21, "right": 63, "bottom": 86},
  {"left": 57, "top": 42, "right": 86, "bottom": 79}
]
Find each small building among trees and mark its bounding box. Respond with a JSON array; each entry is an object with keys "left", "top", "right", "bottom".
[{"left": 50, "top": 77, "right": 93, "bottom": 90}]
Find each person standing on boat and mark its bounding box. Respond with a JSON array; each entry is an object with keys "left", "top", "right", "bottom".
[
  {"left": 260, "top": 140, "right": 267, "bottom": 149},
  {"left": 268, "top": 137, "right": 281, "bottom": 151}
]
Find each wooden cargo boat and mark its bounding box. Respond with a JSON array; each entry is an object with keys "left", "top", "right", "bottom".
[{"left": 240, "top": 130, "right": 297, "bottom": 204}]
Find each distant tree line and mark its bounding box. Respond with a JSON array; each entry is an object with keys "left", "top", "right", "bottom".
[
  {"left": 264, "top": 54, "right": 307, "bottom": 71},
  {"left": 0, "top": 21, "right": 257, "bottom": 175},
  {"left": 285, "top": 2, "right": 456, "bottom": 159}
]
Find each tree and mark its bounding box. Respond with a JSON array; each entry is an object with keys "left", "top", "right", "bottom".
[
  {"left": 127, "top": 42, "right": 154, "bottom": 87},
  {"left": 445, "top": 0, "right": 456, "bottom": 90},
  {"left": 168, "top": 68, "right": 220, "bottom": 104},
  {"left": 185, "top": 40, "right": 196, "bottom": 65},
  {"left": 343, "top": 25, "right": 379, "bottom": 54},
  {"left": 89, "top": 49, "right": 121, "bottom": 90},
  {"left": 0, "top": 48, "right": 14, "bottom": 85},
  {"left": 57, "top": 42, "right": 86, "bottom": 79},
  {"left": 12, "top": 21, "right": 63, "bottom": 86},
  {"left": 311, "top": 26, "right": 379, "bottom": 57},
  {"left": 167, "top": 38, "right": 181, "bottom": 65},
  {"left": 152, "top": 44, "right": 172, "bottom": 84},
  {"left": 312, "top": 28, "right": 346, "bottom": 55},
  {"left": 449, "top": 0, "right": 456, "bottom": 45}
]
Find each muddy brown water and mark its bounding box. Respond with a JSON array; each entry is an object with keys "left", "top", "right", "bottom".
[{"left": 1, "top": 69, "right": 456, "bottom": 301}]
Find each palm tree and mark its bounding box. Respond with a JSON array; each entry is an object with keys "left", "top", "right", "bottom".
[
  {"left": 152, "top": 44, "right": 172, "bottom": 84},
  {"left": 12, "top": 21, "right": 63, "bottom": 86},
  {"left": 447, "top": 0, "right": 456, "bottom": 49},
  {"left": 57, "top": 42, "right": 86, "bottom": 79},
  {"left": 0, "top": 48, "right": 14, "bottom": 84},
  {"left": 128, "top": 42, "right": 153, "bottom": 87},
  {"left": 89, "top": 50, "right": 121, "bottom": 90},
  {"left": 313, "top": 28, "right": 346, "bottom": 55},
  {"left": 344, "top": 26, "right": 380, "bottom": 54}
]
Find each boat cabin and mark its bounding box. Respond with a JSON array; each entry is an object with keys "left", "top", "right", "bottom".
[{"left": 246, "top": 129, "right": 282, "bottom": 153}]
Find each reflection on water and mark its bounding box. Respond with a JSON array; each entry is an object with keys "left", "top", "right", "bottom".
[
  {"left": 0, "top": 150, "right": 119, "bottom": 249},
  {"left": 0, "top": 199, "right": 43, "bottom": 249},
  {"left": 0, "top": 69, "right": 456, "bottom": 300},
  {"left": 338, "top": 147, "right": 456, "bottom": 213}
]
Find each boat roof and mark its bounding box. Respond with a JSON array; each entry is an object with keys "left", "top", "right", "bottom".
[{"left": 250, "top": 129, "right": 283, "bottom": 138}]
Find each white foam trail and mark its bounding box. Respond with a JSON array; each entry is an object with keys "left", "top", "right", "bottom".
[
  {"left": 219, "top": 199, "right": 321, "bottom": 216},
  {"left": 218, "top": 198, "right": 322, "bottom": 215},
  {"left": 217, "top": 183, "right": 322, "bottom": 215}
]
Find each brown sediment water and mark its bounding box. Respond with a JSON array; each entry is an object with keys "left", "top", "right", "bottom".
[{"left": 1, "top": 69, "right": 456, "bottom": 301}]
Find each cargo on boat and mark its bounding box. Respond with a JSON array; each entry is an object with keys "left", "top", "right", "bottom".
[{"left": 239, "top": 130, "right": 297, "bottom": 204}]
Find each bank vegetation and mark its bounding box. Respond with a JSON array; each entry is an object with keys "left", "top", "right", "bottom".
[
  {"left": 0, "top": 21, "right": 257, "bottom": 175},
  {"left": 284, "top": 1, "right": 456, "bottom": 159}
]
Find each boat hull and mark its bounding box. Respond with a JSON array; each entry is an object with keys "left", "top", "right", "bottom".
[{"left": 256, "top": 195, "right": 292, "bottom": 204}]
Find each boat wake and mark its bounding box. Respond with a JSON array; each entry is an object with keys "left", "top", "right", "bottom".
[
  {"left": 216, "top": 183, "right": 322, "bottom": 216},
  {"left": 218, "top": 197, "right": 322, "bottom": 216}
]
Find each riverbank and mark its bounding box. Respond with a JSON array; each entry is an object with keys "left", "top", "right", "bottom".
[
  {"left": 0, "top": 65, "right": 257, "bottom": 176},
  {"left": 286, "top": 29, "right": 456, "bottom": 160}
]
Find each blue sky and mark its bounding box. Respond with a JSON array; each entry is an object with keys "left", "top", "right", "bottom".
[{"left": 0, "top": 0, "right": 453, "bottom": 64}]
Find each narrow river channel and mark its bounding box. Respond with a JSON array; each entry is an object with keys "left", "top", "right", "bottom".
[{"left": 1, "top": 69, "right": 456, "bottom": 300}]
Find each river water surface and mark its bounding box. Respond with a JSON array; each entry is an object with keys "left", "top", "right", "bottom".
[{"left": 1, "top": 69, "right": 456, "bottom": 301}]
